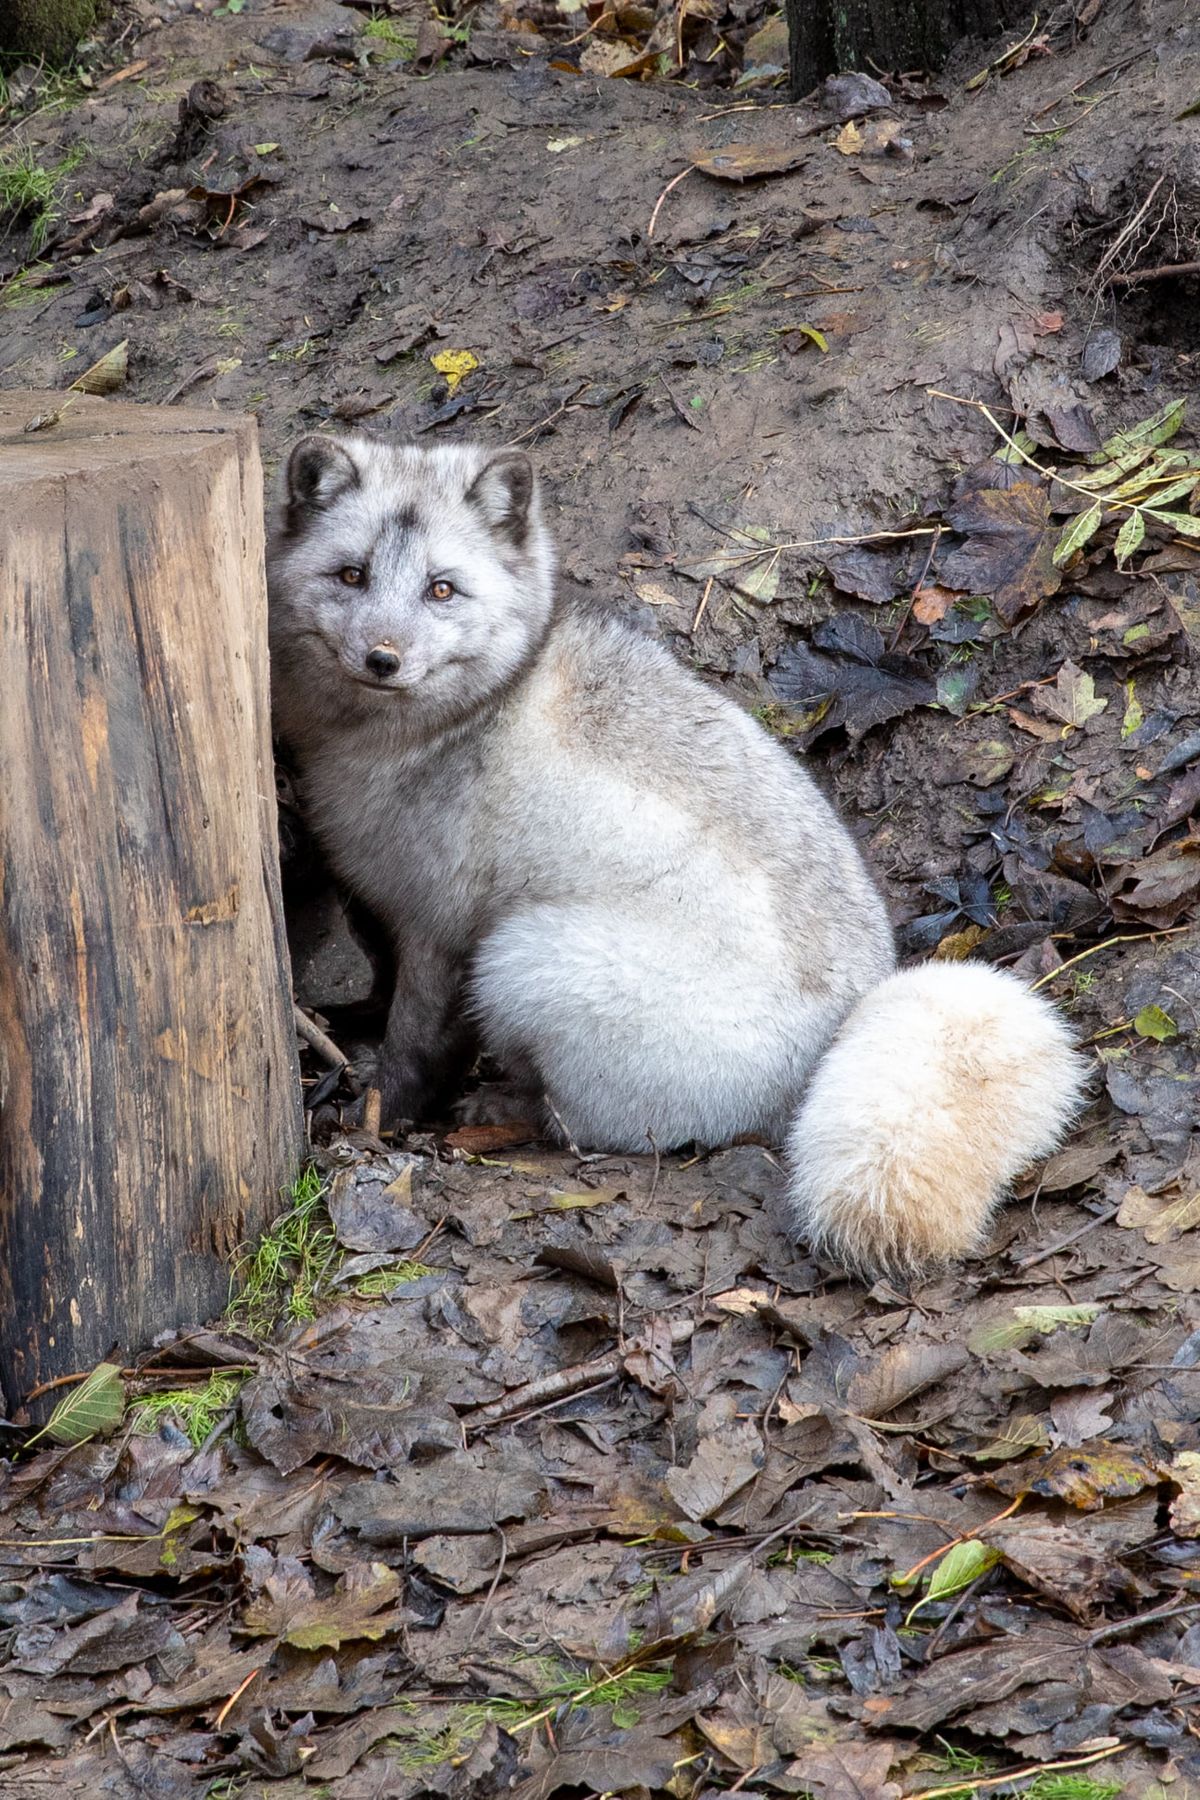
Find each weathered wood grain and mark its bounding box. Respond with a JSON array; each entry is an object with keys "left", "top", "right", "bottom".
[{"left": 0, "top": 391, "right": 303, "bottom": 1406}]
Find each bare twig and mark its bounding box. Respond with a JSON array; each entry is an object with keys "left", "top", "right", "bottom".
[
  {"left": 912, "top": 1743, "right": 1124, "bottom": 1799},
  {"left": 1030, "top": 926, "right": 1193, "bottom": 991},
  {"left": 462, "top": 1319, "right": 695, "bottom": 1429},
  {"left": 647, "top": 164, "right": 695, "bottom": 240},
  {"left": 293, "top": 1004, "right": 349, "bottom": 1069}
]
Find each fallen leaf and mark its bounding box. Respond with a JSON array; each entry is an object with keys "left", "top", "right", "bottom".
[
  {"left": 835, "top": 120, "right": 865, "bottom": 154},
  {"left": 1117, "top": 1178, "right": 1200, "bottom": 1242},
  {"left": 941, "top": 479, "right": 1062, "bottom": 624},
  {"left": 1110, "top": 837, "right": 1200, "bottom": 927},
  {"left": 1170, "top": 1452, "right": 1200, "bottom": 1537},
  {"left": 430, "top": 349, "right": 479, "bottom": 393},
  {"left": 1031, "top": 660, "right": 1108, "bottom": 730},
  {"left": 69, "top": 340, "right": 128, "bottom": 395},
  {"left": 991, "top": 1441, "right": 1161, "bottom": 1510},
  {"left": 241, "top": 1556, "right": 408, "bottom": 1650},
  {"left": 1134, "top": 1002, "right": 1178, "bottom": 1041},
  {"left": 665, "top": 1421, "right": 763, "bottom": 1521},
  {"left": 692, "top": 142, "right": 808, "bottom": 181},
  {"left": 39, "top": 1363, "right": 126, "bottom": 1446}
]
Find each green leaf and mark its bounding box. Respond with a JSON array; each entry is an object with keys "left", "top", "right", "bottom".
[
  {"left": 935, "top": 666, "right": 977, "bottom": 718},
  {"left": 1114, "top": 507, "right": 1146, "bottom": 565},
  {"left": 42, "top": 1362, "right": 126, "bottom": 1446},
  {"left": 1110, "top": 470, "right": 1199, "bottom": 509},
  {"left": 970, "top": 1414, "right": 1050, "bottom": 1462},
  {"left": 1122, "top": 680, "right": 1143, "bottom": 738},
  {"left": 970, "top": 1302, "right": 1100, "bottom": 1354},
  {"left": 791, "top": 323, "right": 828, "bottom": 352},
  {"left": 1089, "top": 397, "right": 1186, "bottom": 465},
  {"left": 1134, "top": 1003, "right": 1178, "bottom": 1042},
  {"left": 925, "top": 1539, "right": 1001, "bottom": 1603},
  {"left": 1145, "top": 506, "right": 1200, "bottom": 538},
  {"left": 1052, "top": 501, "right": 1103, "bottom": 566},
  {"left": 995, "top": 427, "right": 1037, "bottom": 466}
]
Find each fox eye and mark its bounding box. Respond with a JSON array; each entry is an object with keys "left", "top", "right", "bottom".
[
  {"left": 429, "top": 578, "right": 455, "bottom": 601},
  {"left": 339, "top": 565, "right": 365, "bottom": 587}
]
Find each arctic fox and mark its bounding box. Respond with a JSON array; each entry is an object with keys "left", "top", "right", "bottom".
[{"left": 267, "top": 435, "right": 1087, "bottom": 1279}]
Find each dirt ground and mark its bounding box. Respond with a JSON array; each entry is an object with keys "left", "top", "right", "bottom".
[{"left": 3, "top": 0, "right": 1200, "bottom": 1794}]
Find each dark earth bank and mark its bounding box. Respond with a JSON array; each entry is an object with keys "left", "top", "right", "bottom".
[{"left": 2, "top": 0, "right": 1200, "bottom": 1794}]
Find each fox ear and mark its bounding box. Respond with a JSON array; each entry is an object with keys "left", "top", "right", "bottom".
[
  {"left": 466, "top": 450, "right": 535, "bottom": 545},
  {"left": 286, "top": 435, "right": 360, "bottom": 514}
]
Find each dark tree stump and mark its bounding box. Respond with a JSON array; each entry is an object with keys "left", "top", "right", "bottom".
[
  {"left": 788, "top": 0, "right": 1035, "bottom": 98},
  {"left": 0, "top": 391, "right": 304, "bottom": 1408}
]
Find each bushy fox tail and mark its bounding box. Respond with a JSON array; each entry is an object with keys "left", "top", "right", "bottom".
[{"left": 785, "top": 962, "right": 1088, "bottom": 1281}]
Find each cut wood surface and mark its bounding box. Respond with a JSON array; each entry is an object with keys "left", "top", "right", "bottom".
[{"left": 0, "top": 391, "right": 303, "bottom": 1407}]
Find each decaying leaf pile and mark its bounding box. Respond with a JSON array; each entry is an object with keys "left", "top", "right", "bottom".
[
  {"left": 3, "top": 1136, "right": 1200, "bottom": 1800},
  {"left": 4, "top": 0, "right": 1200, "bottom": 1794}
]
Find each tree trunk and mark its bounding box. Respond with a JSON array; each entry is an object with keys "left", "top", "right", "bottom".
[
  {"left": 0, "top": 0, "right": 100, "bottom": 63},
  {"left": 788, "top": 0, "right": 1035, "bottom": 98},
  {"left": 0, "top": 390, "right": 303, "bottom": 1409}
]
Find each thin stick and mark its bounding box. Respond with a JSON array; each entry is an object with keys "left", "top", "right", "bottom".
[
  {"left": 293, "top": 1004, "right": 349, "bottom": 1069},
  {"left": 912, "top": 1743, "right": 1124, "bottom": 1800},
  {"left": 926, "top": 388, "right": 1151, "bottom": 515},
  {"left": 362, "top": 1087, "right": 382, "bottom": 1136},
  {"left": 691, "top": 576, "right": 714, "bottom": 634},
  {"left": 1014, "top": 1201, "right": 1121, "bottom": 1269},
  {"left": 214, "top": 1666, "right": 261, "bottom": 1729},
  {"left": 647, "top": 165, "right": 695, "bottom": 241},
  {"left": 1030, "top": 926, "right": 1192, "bottom": 991},
  {"left": 1104, "top": 258, "right": 1200, "bottom": 287},
  {"left": 463, "top": 1319, "right": 694, "bottom": 1428}
]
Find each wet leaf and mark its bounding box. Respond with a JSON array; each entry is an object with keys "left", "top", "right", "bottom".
[
  {"left": 970, "top": 1304, "right": 1100, "bottom": 1354},
  {"left": 40, "top": 1363, "right": 126, "bottom": 1446},
  {"left": 692, "top": 142, "right": 808, "bottom": 181},
  {"left": 1088, "top": 396, "right": 1185, "bottom": 464},
  {"left": 1146, "top": 506, "right": 1200, "bottom": 538},
  {"left": 1114, "top": 507, "right": 1146, "bottom": 565},
  {"left": 1117, "top": 1178, "right": 1200, "bottom": 1241},
  {"left": 1134, "top": 1003, "right": 1178, "bottom": 1041},
  {"left": 1031, "top": 660, "right": 1108, "bottom": 729},
  {"left": 1110, "top": 837, "right": 1200, "bottom": 927},
  {"left": 992, "top": 1441, "right": 1161, "bottom": 1510},
  {"left": 970, "top": 1414, "right": 1050, "bottom": 1461},
  {"left": 770, "top": 638, "right": 934, "bottom": 744},
  {"left": 923, "top": 1539, "right": 1001, "bottom": 1605},
  {"left": 665, "top": 1421, "right": 763, "bottom": 1520},
  {"left": 1169, "top": 1452, "right": 1200, "bottom": 1537},
  {"left": 241, "top": 1556, "right": 408, "bottom": 1650},
  {"left": 1052, "top": 500, "right": 1103, "bottom": 565},
  {"left": 941, "top": 479, "right": 1061, "bottom": 624}
]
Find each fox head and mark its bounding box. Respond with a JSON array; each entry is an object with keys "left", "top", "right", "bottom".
[{"left": 267, "top": 435, "right": 556, "bottom": 742}]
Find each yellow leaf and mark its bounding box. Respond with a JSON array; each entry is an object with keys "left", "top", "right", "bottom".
[
  {"left": 835, "top": 120, "right": 864, "bottom": 155},
  {"left": 430, "top": 349, "right": 479, "bottom": 393}
]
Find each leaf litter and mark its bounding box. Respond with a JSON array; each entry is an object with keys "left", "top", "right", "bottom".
[{"left": 3, "top": 0, "right": 1200, "bottom": 1795}]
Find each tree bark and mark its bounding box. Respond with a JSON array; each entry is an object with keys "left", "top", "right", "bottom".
[
  {"left": 0, "top": 391, "right": 303, "bottom": 1408},
  {"left": 787, "top": 0, "right": 1035, "bottom": 99}
]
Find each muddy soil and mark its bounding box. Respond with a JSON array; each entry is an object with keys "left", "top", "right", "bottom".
[{"left": 2, "top": 0, "right": 1200, "bottom": 1794}]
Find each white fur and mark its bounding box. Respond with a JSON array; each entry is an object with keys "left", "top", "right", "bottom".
[
  {"left": 268, "top": 438, "right": 1089, "bottom": 1282},
  {"left": 785, "top": 962, "right": 1088, "bottom": 1277}
]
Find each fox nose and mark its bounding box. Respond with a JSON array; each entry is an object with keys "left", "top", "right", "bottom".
[{"left": 365, "top": 645, "right": 402, "bottom": 680}]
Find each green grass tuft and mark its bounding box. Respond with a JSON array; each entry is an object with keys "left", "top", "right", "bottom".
[
  {"left": 128, "top": 1372, "right": 247, "bottom": 1446},
  {"left": 228, "top": 1165, "right": 341, "bottom": 1334},
  {"left": 227, "top": 1165, "right": 433, "bottom": 1335},
  {"left": 0, "top": 145, "right": 83, "bottom": 253},
  {"left": 362, "top": 12, "right": 417, "bottom": 57},
  {"left": 381, "top": 1660, "right": 673, "bottom": 1771}
]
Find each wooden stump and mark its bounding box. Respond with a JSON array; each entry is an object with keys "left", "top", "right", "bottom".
[{"left": 0, "top": 391, "right": 304, "bottom": 1408}]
